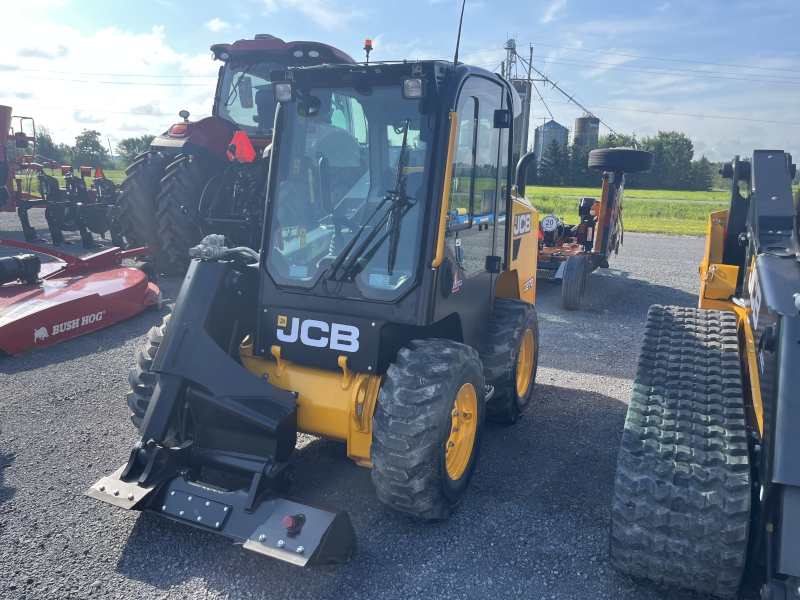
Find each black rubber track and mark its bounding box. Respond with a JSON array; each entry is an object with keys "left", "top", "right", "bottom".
[
  {"left": 371, "top": 339, "right": 485, "bottom": 519},
  {"left": 588, "top": 147, "right": 654, "bottom": 173},
  {"left": 116, "top": 152, "right": 168, "bottom": 248},
  {"left": 562, "top": 255, "right": 587, "bottom": 311},
  {"left": 155, "top": 154, "right": 222, "bottom": 273},
  {"left": 126, "top": 315, "right": 169, "bottom": 430},
  {"left": 480, "top": 298, "right": 539, "bottom": 423},
  {"left": 609, "top": 305, "right": 751, "bottom": 598}
]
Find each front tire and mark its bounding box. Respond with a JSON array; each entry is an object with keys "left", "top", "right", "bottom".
[
  {"left": 155, "top": 154, "right": 222, "bottom": 273},
  {"left": 371, "top": 339, "right": 485, "bottom": 519},
  {"left": 116, "top": 152, "right": 168, "bottom": 248},
  {"left": 126, "top": 315, "right": 169, "bottom": 429},
  {"left": 481, "top": 298, "right": 539, "bottom": 423},
  {"left": 562, "top": 255, "right": 587, "bottom": 311}
]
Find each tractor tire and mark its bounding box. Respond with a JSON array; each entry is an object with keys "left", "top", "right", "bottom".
[
  {"left": 562, "top": 255, "right": 587, "bottom": 311},
  {"left": 116, "top": 152, "right": 169, "bottom": 248},
  {"left": 155, "top": 154, "right": 222, "bottom": 274},
  {"left": 609, "top": 306, "right": 751, "bottom": 598},
  {"left": 481, "top": 298, "right": 539, "bottom": 423},
  {"left": 126, "top": 315, "right": 169, "bottom": 430},
  {"left": 371, "top": 339, "right": 485, "bottom": 519},
  {"left": 588, "top": 147, "right": 654, "bottom": 173}
]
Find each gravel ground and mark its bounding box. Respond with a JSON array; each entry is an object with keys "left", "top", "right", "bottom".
[{"left": 0, "top": 209, "right": 762, "bottom": 600}]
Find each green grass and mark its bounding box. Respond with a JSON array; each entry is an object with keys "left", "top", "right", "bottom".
[
  {"left": 530, "top": 195, "right": 725, "bottom": 236},
  {"left": 525, "top": 185, "right": 728, "bottom": 202}
]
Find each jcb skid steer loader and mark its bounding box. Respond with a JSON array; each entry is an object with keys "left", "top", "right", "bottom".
[
  {"left": 89, "top": 59, "right": 547, "bottom": 566},
  {"left": 610, "top": 151, "right": 800, "bottom": 598}
]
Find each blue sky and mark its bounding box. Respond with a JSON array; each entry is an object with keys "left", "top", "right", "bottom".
[{"left": 2, "top": 0, "right": 798, "bottom": 162}]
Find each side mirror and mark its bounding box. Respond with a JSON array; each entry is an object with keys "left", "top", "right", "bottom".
[
  {"left": 239, "top": 77, "right": 253, "bottom": 109},
  {"left": 14, "top": 137, "right": 28, "bottom": 149}
]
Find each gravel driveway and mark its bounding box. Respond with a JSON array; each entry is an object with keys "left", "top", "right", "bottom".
[{"left": 0, "top": 209, "right": 761, "bottom": 599}]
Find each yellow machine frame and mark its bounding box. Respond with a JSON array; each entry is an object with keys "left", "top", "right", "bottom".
[
  {"left": 241, "top": 112, "right": 540, "bottom": 467},
  {"left": 697, "top": 210, "right": 763, "bottom": 433}
]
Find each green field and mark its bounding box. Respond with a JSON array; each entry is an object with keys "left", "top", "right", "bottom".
[
  {"left": 525, "top": 185, "right": 728, "bottom": 202},
  {"left": 529, "top": 195, "right": 724, "bottom": 236},
  {"left": 522, "top": 185, "right": 726, "bottom": 236}
]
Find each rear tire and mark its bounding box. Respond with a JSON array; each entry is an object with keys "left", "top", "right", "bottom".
[
  {"left": 155, "top": 154, "right": 222, "bottom": 274},
  {"left": 481, "top": 298, "right": 539, "bottom": 423},
  {"left": 371, "top": 339, "right": 485, "bottom": 519},
  {"left": 609, "top": 306, "right": 750, "bottom": 598},
  {"left": 126, "top": 315, "right": 169, "bottom": 430},
  {"left": 588, "top": 147, "right": 654, "bottom": 173},
  {"left": 116, "top": 152, "right": 168, "bottom": 248},
  {"left": 562, "top": 255, "right": 587, "bottom": 311}
]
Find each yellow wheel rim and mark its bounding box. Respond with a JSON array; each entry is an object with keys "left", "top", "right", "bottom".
[
  {"left": 516, "top": 328, "right": 534, "bottom": 398},
  {"left": 445, "top": 383, "right": 478, "bottom": 481}
]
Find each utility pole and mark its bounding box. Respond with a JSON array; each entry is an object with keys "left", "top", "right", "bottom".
[
  {"left": 107, "top": 138, "right": 116, "bottom": 169},
  {"left": 520, "top": 44, "right": 533, "bottom": 156}
]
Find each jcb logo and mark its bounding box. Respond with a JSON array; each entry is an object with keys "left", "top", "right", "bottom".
[
  {"left": 277, "top": 316, "right": 360, "bottom": 352},
  {"left": 513, "top": 212, "right": 531, "bottom": 236}
]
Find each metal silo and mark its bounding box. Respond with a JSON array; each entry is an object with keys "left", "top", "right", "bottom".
[
  {"left": 533, "top": 119, "right": 570, "bottom": 157},
  {"left": 573, "top": 115, "right": 600, "bottom": 151}
]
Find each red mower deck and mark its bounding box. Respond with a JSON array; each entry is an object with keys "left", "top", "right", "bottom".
[{"left": 0, "top": 240, "right": 161, "bottom": 355}]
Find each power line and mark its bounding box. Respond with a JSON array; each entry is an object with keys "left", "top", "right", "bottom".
[
  {"left": 542, "top": 99, "right": 800, "bottom": 126},
  {"left": 514, "top": 50, "right": 619, "bottom": 135},
  {"left": 10, "top": 104, "right": 211, "bottom": 117},
  {"left": 0, "top": 65, "right": 216, "bottom": 78},
  {"left": 7, "top": 74, "right": 210, "bottom": 86},
  {"left": 536, "top": 57, "right": 800, "bottom": 86},
  {"left": 528, "top": 42, "right": 800, "bottom": 75}
]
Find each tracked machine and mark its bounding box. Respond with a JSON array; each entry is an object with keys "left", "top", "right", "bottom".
[
  {"left": 610, "top": 151, "right": 800, "bottom": 598},
  {"left": 89, "top": 56, "right": 544, "bottom": 565},
  {"left": 116, "top": 35, "right": 354, "bottom": 272}
]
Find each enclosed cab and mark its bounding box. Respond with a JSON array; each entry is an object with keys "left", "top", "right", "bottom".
[{"left": 89, "top": 58, "right": 544, "bottom": 567}]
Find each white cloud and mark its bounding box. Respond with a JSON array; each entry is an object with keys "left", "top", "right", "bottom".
[
  {"left": 0, "top": 19, "right": 216, "bottom": 145},
  {"left": 204, "top": 18, "right": 231, "bottom": 33},
  {"left": 540, "top": 0, "right": 567, "bottom": 24},
  {"left": 262, "top": 0, "right": 364, "bottom": 30},
  {"left": 73, "top": 111, "right": 105, "bottom": 124}
]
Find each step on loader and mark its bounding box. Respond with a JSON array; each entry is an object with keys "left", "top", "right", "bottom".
[
  {"left": 610, "top": 151, "right": 800, "bottom": 598},
  {"left": 89, "top": 57, "right": 544, "bottom": 566}
]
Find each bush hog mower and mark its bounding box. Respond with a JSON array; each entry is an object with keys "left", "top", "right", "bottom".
[
  {"left": 1, "top": 105, "right": 124, "bottom": 249},
  {"left": 116, "top": 35, "right": 354, "bottom": 273},
  {"left": 0, "top": 239, "right": 161, "bottom": 355},
  {"left": 536, "top": 147, "right": 653, "bottom": 311},
  {"left": 610, "top": 151, "right": 800, "bottom": 598},
  {"left": 88, "top": 56, "right": 544, "bottom": 566}
]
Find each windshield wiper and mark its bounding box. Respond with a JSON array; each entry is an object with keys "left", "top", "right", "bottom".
[
  {"left": 225, "top": 66, "right": 253, "bottom": 107},
  {"left": 325, "top": 119, "right": 414, "bottom": 281}
]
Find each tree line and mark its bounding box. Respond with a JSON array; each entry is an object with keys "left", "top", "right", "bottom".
[
  {"left": 527, "top": 130, "right": 719, "bottom": 191},
  {"left": 5, "top": 127, "right": 157, "bottom": 171}
]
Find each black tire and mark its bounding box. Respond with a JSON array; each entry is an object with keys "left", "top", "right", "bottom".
[
  {"left": 126, "top": 315, "right": 169, "bottom": 430},
  {"left": 562, "top": 255, "right": 587, "bottom": 311},
  {"left": 588, "top": 148, "right": 653, "bottom": 173},
  {"left": 116, "top": 152, "right": 169, "bottom": 248},
  {"left": 481, "top": 298, "right": 539, "bottom": 423},
  {"left": 371, "top": 339, "right": 485, "bottom": 519},
  {"left": 155, "top": 154, "right": 222, "bottom": 273},
  {"left": 609, "top": 306, "right": 750, "bottom": 598}
]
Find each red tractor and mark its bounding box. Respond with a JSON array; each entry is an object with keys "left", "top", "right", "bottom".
[{"left": 117, "top": 35, "right": 354, "bottom": 273}]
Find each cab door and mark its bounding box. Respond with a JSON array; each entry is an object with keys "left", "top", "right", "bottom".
[{"left": 434, "top": 76, "right": 507, "bottom": 349}]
